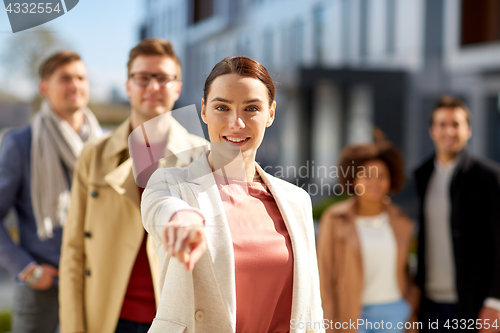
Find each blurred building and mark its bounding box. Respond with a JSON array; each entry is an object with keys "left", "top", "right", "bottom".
[
  {"left": 141, "top": 0, "right": 500, "bottom": 198},
  {"left": 0, "top": 103, "right": 30, "bottom": 132}
]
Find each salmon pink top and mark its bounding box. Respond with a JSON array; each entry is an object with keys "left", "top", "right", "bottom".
[{"left": 214, "top": 173, "right": 294, "bottom": 333}]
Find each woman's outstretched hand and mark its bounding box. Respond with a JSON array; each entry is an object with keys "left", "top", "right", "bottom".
[{"left": 163, "top": 211, "right": 206, "bottom": 271}]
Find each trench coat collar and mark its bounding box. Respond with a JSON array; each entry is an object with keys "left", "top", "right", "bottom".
[
  {"left": 102, "top": 118, "right": 131, "bottom": 159},
  {"left": 102, "top": 119, "right": 140, "bottom": 208},
  {"left": 102, "top": 116, "right": 194, "bottom": 163}
]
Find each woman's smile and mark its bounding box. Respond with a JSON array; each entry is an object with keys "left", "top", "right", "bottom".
[{"left": 223, "top": 135, "right": 251, "bottom": 146}]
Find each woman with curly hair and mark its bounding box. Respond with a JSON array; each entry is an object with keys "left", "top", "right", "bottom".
[{"left": 318, "top": 142, "right": 420, "bottom": 332}]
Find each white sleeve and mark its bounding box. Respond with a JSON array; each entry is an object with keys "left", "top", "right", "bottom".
[{"left": 141, "top": 167, "right": 204, "bottom": 243}]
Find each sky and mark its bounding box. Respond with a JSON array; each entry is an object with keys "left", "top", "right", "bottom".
[{"left": 0, "top": 0, "right": 145, "bottom": 102}]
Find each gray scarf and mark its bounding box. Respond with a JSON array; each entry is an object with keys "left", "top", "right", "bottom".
[{"left": 30, "top": 101, "right": 102, "bottom": 240}]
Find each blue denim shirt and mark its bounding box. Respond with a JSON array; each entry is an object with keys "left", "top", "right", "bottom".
[{"left": 0, "top": 125, "right": 64, "bottom": 280}]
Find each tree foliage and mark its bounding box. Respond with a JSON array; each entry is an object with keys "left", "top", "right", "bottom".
[{"left": 2, "top": 26, "right": 69, "bottom": 89}]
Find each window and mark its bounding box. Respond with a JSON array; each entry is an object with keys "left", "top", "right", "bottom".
[
  {"left": 341, "top": 0, "right": 351, "bottom": 61},
  {"left": 156, "top": 10, "right": 163, "bottom": 37},
  {"left": 386, "top": 0, "right": 396, "bottom": 55},
  {"left": 291, "top": 20, "right": 304, "bottom": 65},
  {"left": 168, "top": 7, "right": 173, "bottom": 34},
  {"left": 461, "top": 0, "right": 500, "bottom": 46},
  {"left": 281, "top": 24, "right": 289, "bottom": 67},
  {"left": 193, "top": 0, "right": 214, "bottom": 24},
  {"left": 314, "top": 4, "right": 325, "bottom": 65},
  {"left": 140, "top": 24, "right": 148, "bottom": 40},
  {"left": 173, "top": 5, "right": 179, "bottom": 33},
  {"left": 236, "top": 37, "right": 251, "bottom": 58},
  {"left": 359, "top": 0, "right": 369, "bottom": 58},
  {"left": 164, "top": 7, "right": 169, "bottom": 36}
]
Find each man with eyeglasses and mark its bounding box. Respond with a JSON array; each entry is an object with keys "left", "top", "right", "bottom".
[{"left": 59, "top": 39, "right": 208, "bottom": 333}]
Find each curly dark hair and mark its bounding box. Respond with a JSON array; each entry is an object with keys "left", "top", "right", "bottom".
[{"left": 338, "top": 142, "right": 406, "bottom": 195}]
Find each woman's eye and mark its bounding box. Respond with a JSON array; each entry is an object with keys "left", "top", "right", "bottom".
[
  {"left": 246, "top": 106, "right": 258, "bottom": 111},
  {"left": 215, "top": 105, "right": 228, "bottom": 111}
]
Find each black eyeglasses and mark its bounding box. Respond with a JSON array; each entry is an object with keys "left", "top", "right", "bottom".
[{"left": 129, "top": 73, "right": 178, "bottom": 87}]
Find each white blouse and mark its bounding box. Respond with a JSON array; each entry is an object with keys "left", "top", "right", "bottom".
[{"left": 355, "top": 212, "right": 402, "bottom": 305}]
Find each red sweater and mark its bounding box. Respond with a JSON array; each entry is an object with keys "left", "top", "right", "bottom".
[{"left": 119, "top": 187, "right": 156, "bottom": 323}]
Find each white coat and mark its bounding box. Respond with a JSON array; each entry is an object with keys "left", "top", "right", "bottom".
[{"left": 141, "top": 151, "right": 324, "bottom": 333}]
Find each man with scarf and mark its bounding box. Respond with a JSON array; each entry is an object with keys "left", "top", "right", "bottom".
[
  {"left": 59, "top": 39, "right": 208, "bottom": 333},
  {"left": 0, "top": 50, "right": 102, "bottom": 333}
]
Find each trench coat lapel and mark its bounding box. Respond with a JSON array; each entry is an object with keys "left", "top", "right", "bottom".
[
  {"left": 101, "top": 119, "right": 141, "bottom": 209},
  {"left": 101, "top": 118, "right": 162, "bottom": 303},
  {"left": 102, "top": 117, "right": 199, "bottom": 209},
  {"left": 330, "top": 198, "right": 363, "bottom": 278}
]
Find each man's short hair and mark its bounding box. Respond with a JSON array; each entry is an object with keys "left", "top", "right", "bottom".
[
  {"left": 127, "top": 38, "right": 182, "bottom": 79},
  {"left": 39, "top": 50, "right": 82, "bottom": 80},
  {"left": 430, "top": 95, "right": 472, "bottom": 127}
]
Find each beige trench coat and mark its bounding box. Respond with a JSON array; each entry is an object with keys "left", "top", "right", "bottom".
[{"left": 59, "top": 118, "right": 208, "bottom": 333}]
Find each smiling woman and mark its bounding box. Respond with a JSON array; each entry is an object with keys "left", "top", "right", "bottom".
[
  {"left": 200, "top": 57, "right": 276, "bottom": 183},
  {"left": 141, "top": 56, "right": 324, "bottom": 333}
]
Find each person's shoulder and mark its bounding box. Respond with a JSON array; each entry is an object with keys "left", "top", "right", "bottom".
[
  {"left": 414, "top": 155, "right": 434, "bottom": 176},
  {"left": 323, "top": 198, "right": 355, "bottom": 218},
  {"left": 387, "top": 202, "right": 413, "bottom": 225},
  {"left": 2, "top": 124, "right": 31, "bottom": 144},
  {"left": 0, "top": 124, "right": 31, "bottom": 157},
  {"left": 319, "top": 198, "right": 355, "bottom": 232}
]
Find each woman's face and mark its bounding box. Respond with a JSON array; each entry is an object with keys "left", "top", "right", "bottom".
[
  {"left": 201, "top": 74, "right": 276, "bottom": 158},
  {"left": 353, "top": 159, "right": 391, "bottom": 203}
]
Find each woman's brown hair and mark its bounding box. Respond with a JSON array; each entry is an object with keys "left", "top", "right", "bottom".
[
  {"left": 338, "top": 142, "right": 406, "bottom": 195},
  {"left": 127, "top": 38, "right": 182, "bottom": 79},
  {"left": 203, "top": 56, "right": 275, "bottom": 106}
]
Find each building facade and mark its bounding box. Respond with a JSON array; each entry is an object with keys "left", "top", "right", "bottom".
[{"left": 142, "top": 0, "right": 500, "bottom": 200}]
